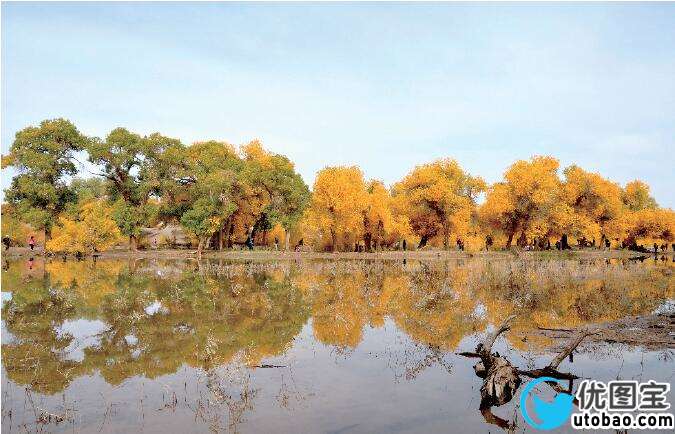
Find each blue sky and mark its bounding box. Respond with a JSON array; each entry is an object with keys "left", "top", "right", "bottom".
[{"left": 2, "top": 2, "right": 674, "bottom": 207}]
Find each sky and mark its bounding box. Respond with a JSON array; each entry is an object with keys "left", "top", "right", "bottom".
[{"left": 2, "top": 2, "right": 674, "bottom": 207}]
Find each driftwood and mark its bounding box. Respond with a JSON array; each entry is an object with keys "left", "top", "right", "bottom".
[
  {"left": 473, "top": 315, "right": 521, "bottom": 408},
  {"left": 461, "top": 315, "right": 596, "bottom": 428}
]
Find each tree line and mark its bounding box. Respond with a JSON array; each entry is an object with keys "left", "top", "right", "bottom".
[{"left": 2, "top": 118, "right": 673, "bottom": 255}]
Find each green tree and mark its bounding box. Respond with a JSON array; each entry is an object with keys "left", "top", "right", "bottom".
[
  {"left": 87, "top": 128, "right": 184, "bottom": 249},
  {"left": 241, "top": 141, "right": 311, "bottom": 250},
  {"left": 70, "top": 177, "right": 107, "bottom": 202},
  {"left": 1, "top": 118, "right": 90, "bottom": 239},
  {"left": 177, "top": 141, "right": 241, "bottom": 257}
]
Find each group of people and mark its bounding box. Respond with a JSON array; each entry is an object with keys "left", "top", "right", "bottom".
[{"left": 2, "top": 235, "right": 35, "bottom": 251}]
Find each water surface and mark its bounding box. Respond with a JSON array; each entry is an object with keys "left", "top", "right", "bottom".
[{"left": 2, "top": 256, "right": 673, "bottom": 433}]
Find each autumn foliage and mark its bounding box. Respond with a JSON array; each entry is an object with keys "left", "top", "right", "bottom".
[
  {"left": 2, "top": 118, "right": 673, "bottom": 254},
  {"left": 46, "top": 200, "right": 122, "bottom": 254}
]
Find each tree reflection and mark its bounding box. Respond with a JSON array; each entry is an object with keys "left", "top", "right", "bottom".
[{"left": 2, "top": 257, "right": 673, "bottom": 399}]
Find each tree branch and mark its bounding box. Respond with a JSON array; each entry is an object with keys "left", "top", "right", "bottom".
[
  {"left": 548, "top": 329, "right": 596, "bottom": 369},
  {"left": 481, "top": 314, "right": 517, "bottom": 356}
]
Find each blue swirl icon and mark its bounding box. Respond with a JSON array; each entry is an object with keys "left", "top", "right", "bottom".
[{"left": 520, "top": 377, "right": 574, "bottom": 430}]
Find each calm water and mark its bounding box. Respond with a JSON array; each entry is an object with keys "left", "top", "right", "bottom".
[{"left": 1, "top": 256, "right": 673, "bottom": 433}]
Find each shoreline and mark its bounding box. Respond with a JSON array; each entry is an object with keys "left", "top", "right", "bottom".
[{"left": 3, "top": 247, "right": 673, "bottom": 261}]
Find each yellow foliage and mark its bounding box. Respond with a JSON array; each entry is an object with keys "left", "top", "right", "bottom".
[
  {"left": 1, "top": 205, "right": 37, "bottom": 246},
  {"left": 561, "top": 165, "right": 624, "bottom": 241},
  {"left": 393, "top": 158, "right": 484, "bottom": 249},
  {"left": 622, "top": 180, "right": 657, "bottom": 212},
  {"left": 46, "top": 200, "right": 123, "bottom": 254},
  {"left": 627, "top": 208, "right": 675, "bottom": 244},
  {"left": 307, "top": 166, "right": 368, "bottom": 251},
  {"left": 241, "top": 139, "right": 273, "bottom": 168},
  {"left": 481, "top": 156, "right": 561, "bottom": 247}
]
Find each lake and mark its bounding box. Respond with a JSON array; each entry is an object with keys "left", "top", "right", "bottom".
[{"left": 1, "top": 256, "right": 673, "bottom": 433}]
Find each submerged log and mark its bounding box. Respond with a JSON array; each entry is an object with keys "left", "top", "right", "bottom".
[
  {"left": 465, "top": 316, "right": 595, "bottom": 410},
  {"left": 479, "top": 356, "right": 521, "bottom": 407},
  {"left": 474, "top": 315, "right": 521, "bottom": 408}
]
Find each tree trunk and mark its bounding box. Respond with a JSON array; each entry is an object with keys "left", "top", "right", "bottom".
[
  {"left": 330, "top": 229, "right": 337, "bottom": 252},
  {"left": 443, "top": 225, "right": 450, "bottom": 250},
  {"left": 197, "top": 237, "right": 204, "bottom": 260},
  {"left": 249, "top": 225, "right": 256, "bottom": 242},
  {"left": 129, "top": 235, "right": 137, "bottom": 251},
  {"left": 418, "top": 235, "right": 428, "bottom": 249},
  {"left": 505, "top": 229, "right": 515, "bottom": 249},
  {"left": 560, "top": 234, "right": 570, "bottom": 250},
  {"left": 219, "top": 227, "right": 224, "bottom": 251},
  {"left": 516, "top": 230, "right": 527, "bottom": 247},
  {"left": 364, "top": 233, "right": 372, "bottom": 252},
  {"left": 285, "top": 231, "right": 291, "bottom": 251},
  {"left": 226, "top": 219, "right": 234, "bottom": 248}
]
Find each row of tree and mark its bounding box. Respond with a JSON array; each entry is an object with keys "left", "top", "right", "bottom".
[{"left": 2, "top": 118, "right": 673, "bottom": 254}]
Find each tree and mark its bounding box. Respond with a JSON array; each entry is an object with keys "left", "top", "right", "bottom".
[
  {"left": 1, "top": 204, "right": 31, "bottom": 248},
  {"left": 70, "top": 177, "right": 107, "bottom": 202},
  {"left": 87, "top": 128, "right": 184, "bottom": 250},
  {"left": 393, "top": 159, "right": 485, "bottom": 249},
  {"left": 560, "top": 165, "right": 624, "bottom": 246},
  {"left": 1, "top": 119, "right": 89, "bottom": 239},
  {"left": 480, "top": 156, "right": 560, "bottom": 248},
  {"left": 623, "top": 208, "right": 675, "bottom": 248},
  {"left": 363, "top": 181, "right": 391, "bottom": 251},
  {"left": 46, "top": 200, "right": 123, "bottom": 255},
  {"left": 308, "top": 166, "right": 368, "bottom": 251},
  {"left": 622, "top": 180, "right": 658, "bottom": 212},
  {"left": 180, "top": 198, "right": 232, "bottom": 258},
  {"left": 239, "top": 141, "right": 310, "bottom": 250},
  {"left": 177, "top": 141, "right": 241, "bottom": 257}
]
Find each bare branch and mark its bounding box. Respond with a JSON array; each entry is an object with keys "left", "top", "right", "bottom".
[
  {"left": 548, "top": 329, "right": 597, "bottom": 369},
  {"left": 481, "top": 314, "right": 517, "bottom": 356}
]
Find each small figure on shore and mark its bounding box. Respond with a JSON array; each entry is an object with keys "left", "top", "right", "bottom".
[
  {"left": 28, "top": 235, "right": 35, "bottom": 251},
  {"left": 274, "top": 237, "right": 279, "bottom": 251},
  {"left": 245, "top": 236, "right": 254, "bottom": 251},
  {"left": 485, "top": 235, "right": 493, "bottom": 251},
  {"left": 402, "top": 239, "right": 407, "bottom": 251}
]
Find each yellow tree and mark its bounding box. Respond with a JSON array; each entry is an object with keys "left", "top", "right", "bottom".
[
  {"left": 622, "top": 180, "right": 658, "bottom": 212},
  {"left": 308, "top": 166, "right": 367, "bottom": 251},
  {"left": 560, "top": 165, "right": 624, "bottom": 246},
  {"left": 480, "top": 156, "right": 560, "bottom": 248},
  {"left": 625, "top": 208, "right": 675, "bottom": 248},
  {"left": 618, "top": 180, "right": 672, "bottom": 249},
  {"left": 393, "top": 159, "right": 484, "bottom": 249},
  {"left": 363, "top": 180, "right": 393, "bottom": 251},
  {"left": 46, "top": 200, "right": 123, "bottom": 255}
]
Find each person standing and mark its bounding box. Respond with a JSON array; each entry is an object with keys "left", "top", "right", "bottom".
[{"left": 28, "top": 235, "right": 35, "bottom": 251}]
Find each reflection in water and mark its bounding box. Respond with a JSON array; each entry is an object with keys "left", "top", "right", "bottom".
[{"left": 1, "top": 257, "right": 673, "bottom": 433}]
